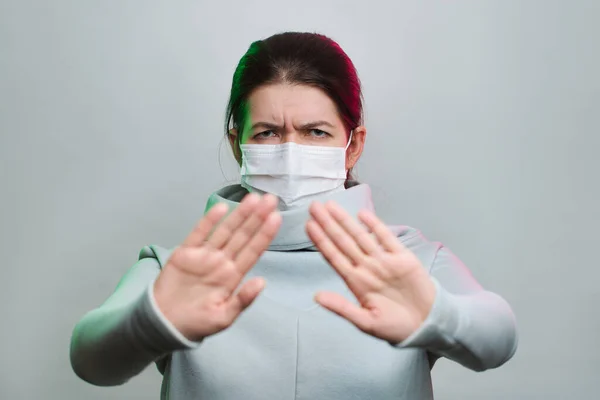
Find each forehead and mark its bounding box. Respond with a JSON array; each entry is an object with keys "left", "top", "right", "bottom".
[{"left": 246, "top": 84, "right": 341, "bottom": 123}]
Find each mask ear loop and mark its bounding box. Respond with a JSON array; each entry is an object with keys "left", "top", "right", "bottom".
[
  {"left": 345, "top": 130, "right": 354, "bottom": 151},
  {"left": 343, "top": 130, "right": 355, "bottom": 186}
]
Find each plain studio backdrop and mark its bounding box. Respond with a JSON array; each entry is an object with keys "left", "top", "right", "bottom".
[{"left": 1, "top": 1, "right": 598, "bottom": 399}]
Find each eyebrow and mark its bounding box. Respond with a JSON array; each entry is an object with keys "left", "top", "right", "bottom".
[{"left": 250, "top": 120, "right": 335, "bottom": 131}]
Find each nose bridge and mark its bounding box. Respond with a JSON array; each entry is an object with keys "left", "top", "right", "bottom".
[
  {"left": 281, "top": 125, "right": 300, "bottom": 143},
  {"left": 281, "top": 113, "right": 302, "bottom": 143},
  {"left": 282, "top": 133, "right": 298, "bottom": 143}
]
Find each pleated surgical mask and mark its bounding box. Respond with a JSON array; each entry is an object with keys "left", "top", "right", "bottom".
[{"left": 240, "top": 132, "right": 353, "bottom": 209}]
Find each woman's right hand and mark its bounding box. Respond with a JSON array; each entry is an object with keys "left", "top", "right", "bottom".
[{"left": 153, "top": 193, "right": 281, "bottom": 342}]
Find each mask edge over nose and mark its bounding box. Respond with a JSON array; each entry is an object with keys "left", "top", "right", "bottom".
[{"left": 239, "top": 130, "right": 353, "bottom": 209}]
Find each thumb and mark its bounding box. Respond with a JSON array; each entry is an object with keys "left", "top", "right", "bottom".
[
  {"left": 315, "top": 291, "right": 373, "bottom": 333},
  {"left": 225, "top": 277, "right": 266, "bottom": 319}
]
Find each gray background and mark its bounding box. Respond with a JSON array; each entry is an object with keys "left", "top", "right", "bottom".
[{"left": 1, "top": 1, "right": 598, "bottom": 399}]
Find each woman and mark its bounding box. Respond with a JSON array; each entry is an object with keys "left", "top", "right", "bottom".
[{"left": 70, "top": 32, "right": 518, "bottom": 399}]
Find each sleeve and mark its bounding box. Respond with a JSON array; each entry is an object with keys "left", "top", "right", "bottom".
[
  {"left": 69, "top": 249, "right": 200, "bottom": 386},
  {"left": 393, "top": 246, "right": 518, "bottom": 372}
]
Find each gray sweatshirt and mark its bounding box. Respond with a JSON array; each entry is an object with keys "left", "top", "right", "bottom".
[{"left": 70, "top": 183, "right": 518, "bottom": 400}]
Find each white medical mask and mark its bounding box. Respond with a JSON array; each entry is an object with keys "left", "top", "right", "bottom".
[{"left": 240, "top": 132, "right": 353, "bottom": 209}]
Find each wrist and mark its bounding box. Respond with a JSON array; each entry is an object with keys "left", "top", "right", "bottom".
[
  {"left": 411, "top": 270, "right": 437, "bottom": 326},
  {"left": 149, "top": 280, "right": 200, "bottom": 347}
]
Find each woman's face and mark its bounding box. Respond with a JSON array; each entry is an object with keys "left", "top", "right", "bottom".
[
  {"left": 241, "top": 83, "right": 348, "bottom": 146},
  {"left": 230, "top": 83, "right": 365, "bottom": 169}
]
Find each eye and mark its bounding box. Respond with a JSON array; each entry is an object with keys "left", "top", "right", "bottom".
[
  {"left": 309, "top": 129, "right": 330, "bottom": 138},
  {"left": 253, "top": 130, "right": 277, "bottom": 140}
]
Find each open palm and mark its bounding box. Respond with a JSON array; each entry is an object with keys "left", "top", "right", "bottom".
[{"left": 306, "top": 201, "right": 437, "bottom": 344}]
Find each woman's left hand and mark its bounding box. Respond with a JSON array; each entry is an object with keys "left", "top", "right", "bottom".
[{"left": 306, "top": 201, "right": 438, "bottom": 344}]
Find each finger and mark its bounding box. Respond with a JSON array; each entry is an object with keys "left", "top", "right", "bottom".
[
  {"left": 306, "top": 219, "right": 355, "bottom": 280},
  {"left": 167, "top": 246, "right": 232, "bottom": 280},
  {"left": 234, "top": 212, "right": 282, "bottom": 273},
  {"left": 225, "top": 277, "right": 266, "bottom": 319},
  {"left": 358, "top": 209, "right": 403, "bottom": 253},
  {"left": 222, "top": 194, "right": 280, "bottom": 257},
  {"left": 324, "top": 201, "right": 381, "bottom": 255},
  {"left": 207, "top": 193, "right": 261, "bottom": 249},
  {"left": 315, "top": 291, "right": 373, "bottom": 333},
  {"left": 309, "top": 202, "right": 365, "bottom": 265},
  {"left": 182, "top": 203, "right": 229, "bottom": 247}
]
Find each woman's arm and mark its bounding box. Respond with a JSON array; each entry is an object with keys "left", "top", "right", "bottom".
[
  {"left": 395, "top": 246, "right": 518, "bottom": 371},
  {"left": 69, "top": 256, "right": 198, "bottom": 386},
  {"left": 304, "top": 203, "right": 518, "bottom": 372}
]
